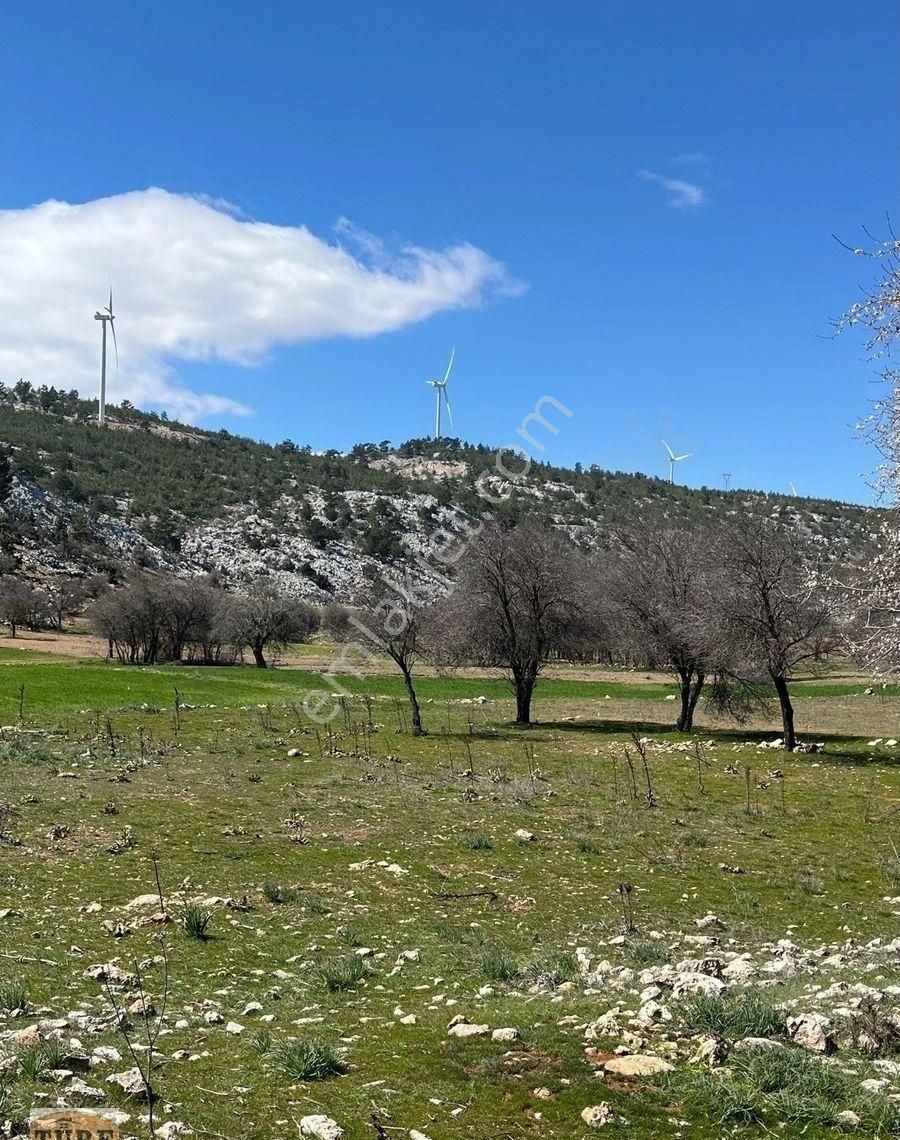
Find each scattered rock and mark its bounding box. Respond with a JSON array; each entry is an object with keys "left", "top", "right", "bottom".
[
  {"left": 786, "top": 1012, "right": 835, "bottom": 1054},
  {"left": 603, "top": 1054, "right": 673, "bottom": 1077},
  {"left": 491, "top": 1027, "right": 520, "bottom": 1042},
  {"left": 68, "top": 1077, "right": 105, "bottom": 1099},
  {"left": 83, "top": 963, "right": 138, "bottom": 988},
  {"left": 299, "top": 1115, "right": 344, "bottom": 1140},
  {"left": 90, "top": 1045, "right": 123, "bottom": 1066},
  {"left": 448, "top": 1022, "right": 490, "bottom": 1038},
  {"left": 581, "top": 1103, "right": 616, "bottom": 1128},
  {"left": 836, "top": 1110, "right": 861, "bottom": 1128},
  {"left": 733, "top": 1036, "right": 785, "bottom": 1052},
  {"left": 107, "top": 1066, "right": 150, "bottom": 1099}
]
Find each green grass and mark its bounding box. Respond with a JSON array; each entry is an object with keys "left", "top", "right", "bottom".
[
  {"left": 0, "top": 981, "right": 28, "bottom": 1012},
  {"left": 2, "top": 650, "right": 893, "bottom": 719},
  {"left": 0, "top": 658, "right": 898, "bottom": 1138},
  {"left": 269, "top": 1039, "right": 347, "bottom": 1080},
  {"left": 669, "top": 1045, "right": 900, "bottom": 1132},
  {"left": 316, "top": 954, "right": 370, "bottom": 992},
  {"left": 679, "top": 991, "right": 785, "bottom": 1040},
  {"left": 180, "top": 902, "right": 213, "bottom": 940}
]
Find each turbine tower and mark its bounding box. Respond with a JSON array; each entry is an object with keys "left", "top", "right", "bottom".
[
  {"left": 662, "top": 439, "right": 692, "bottom": 484},
  {"left": 723, "top": 472, "right": 732, "bottom": 491},
  {"left": 426, "top": 348, "right": 455, "bottom": 440},
  {"left": 93, "top": 285, "right": 117, "bottom": 425}
]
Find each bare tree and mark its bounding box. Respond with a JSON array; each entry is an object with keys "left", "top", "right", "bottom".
[
  {"left": 435, "top": 522, "right": 590, "bottom": 725},
  {"left": 602, "top": 521, "right": 721, "bottom": 732},
  {"left": 228, "top": 587, "right": 318, "bottom": 668},
  {"left": 0, "top": 578, "right": 49, "bottom": 637},
  {"left": 46, "top": 578, "right": 87, "bottom": 631},
  {"left": 161, "top": 577, "right": 218, "bottom": 661},
  {"left": 88, "top": 572, "right": 170, "bottom": 663},
  {"left": 338, "top": 571, "right": 432, "bottom": 735},
  {"left": 712, "top": 517, "right": 837, "bottom": 750}
]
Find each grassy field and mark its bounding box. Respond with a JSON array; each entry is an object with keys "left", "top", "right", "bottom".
[
  {"left": 0, "top": 654, "right": 898, "bottom": 1138},
  {"left": 0, "top": 646, "right": 890, "bottom": 721}
]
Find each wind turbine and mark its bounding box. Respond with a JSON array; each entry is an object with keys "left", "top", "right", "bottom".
[
  {"left": 723, "top": 472, "right": 732, "bottom": 491},
  {"left": 661, "top": 439, "right": 692, "bottom": 484},
  {"left": 93, "top": 285, "right": 117, "bottom": 425},
  {"left": 426, "top": 348, "right": 455, "bottom": 440},
  {"left": 788, "top": 481, "right": 798, "bottom": 497}
]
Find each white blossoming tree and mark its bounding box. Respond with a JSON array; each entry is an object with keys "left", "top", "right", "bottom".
[{"left": 836, "top": 223, "right": 900, "bottom": 672}]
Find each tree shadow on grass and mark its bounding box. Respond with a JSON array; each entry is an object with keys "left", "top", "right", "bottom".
[{"left": 532, "top": 719, "right": 899, "bottom": 766}]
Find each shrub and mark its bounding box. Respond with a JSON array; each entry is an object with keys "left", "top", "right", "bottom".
[
  {"left": 298, "top": 892, "right": 329, "bottom": 914},
  {"left": 435, "top": 923, "right": 468, "bottom": 944},
  {"left": 523, "top": 952, "right": 576, "bottom": 988},
  {"left": 262, "top": 883, "right": 301, "bottom": 905},
  {"left": 269, "top": 1039, "right": 346, "bottom": 1080},
  {"left": 478, "top": 949, "right": 520, "bottom": 983},
  {"left": 245, "top": 1029, "right": 272, "bottom": 1056},
  {"left": 462, "top": 833, "right": 493, "bottom": 851},
  {"left": 680, "top": 992, "right": 784, "bottom": 1041},
  {"left": 180, "top": 903, "right": 212, "bottom": 940},
  {"left": 0, "top": 981, "right": 27, "bottom": 1013},
  {"left": 17, "top": 1039, "right": 60, "bottom": 1082},
  {"left": 842, "top": 995, "right": 900, "bottom": 1057},
  {"left": 576, "top": 836, "right": 601, "bottom": 854},
  {"left": 626, "top": 940, "right": 668, "bottom": 966},
  {"left": 317, "top": 955, "right": 369, "bottom": 992}
]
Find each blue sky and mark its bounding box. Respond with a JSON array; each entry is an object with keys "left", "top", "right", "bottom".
[{"left": 1, "top": 1, "right": 897, "bottom": 503}]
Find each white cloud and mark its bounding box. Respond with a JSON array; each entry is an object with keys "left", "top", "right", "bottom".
[
  {"left": 638, "top": 169, "right": 708, "bottom": 210},
  {"left": 0, "top": 188, "right": 522, "bottom": 420}
]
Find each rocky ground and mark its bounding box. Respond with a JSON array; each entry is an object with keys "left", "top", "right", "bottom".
[{"left": 1, "top": 660, "right": 899, "bottom": 1137}]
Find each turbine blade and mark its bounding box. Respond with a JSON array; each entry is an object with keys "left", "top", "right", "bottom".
[
  {"left": 110, "top": 318, "right": 118, "bottom": 369},
  {"left": 676, "top": 452, "right": 692, "bottom": 461},
  {"left": 443, "top": 389, "right": 453, "bottom": 427},
  {"left": 108, "top": 283, "right": 113, "bottom": 315},
  {"left": 444, "top": 347, "right": 455, "bottom": 383},
  {"left": 661, "top": 439, "right": 675, "bottom": 459}
]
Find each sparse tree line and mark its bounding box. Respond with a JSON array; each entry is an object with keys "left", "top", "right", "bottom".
[
  {"left": 88, "top": 574, "right": 318, "bottom": 667},
  {"left": 0, "top": 570, "right": 318, "bottom": 669},
  {"left": 0, "top": 504, "right": 890, "bottom": 750},
  {"left": 326, "top": 513, "right": 849, "bottom": 751}
]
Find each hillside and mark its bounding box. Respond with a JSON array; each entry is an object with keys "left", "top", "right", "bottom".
[{"left": 0, "top": 383, "right": 882, "bottom": 601}]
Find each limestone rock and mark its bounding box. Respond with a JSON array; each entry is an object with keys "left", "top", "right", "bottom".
[
  {"left": 299, "top": 1116, "right": 344, "bottom": 1140},
  {"left": 603, "top": 1054, "right": 673, "bottom": 1077},
  {"left": 491, "top": 1027, "right": 520, "bottom": 1042},
  {"left": 448, "top": 1022, "right": 490, "bottom": 1038},
  {"left": 581, "top": 1103, "right": 616, "bottom": 1128},
  {"left": 107, "top": 1065, "right": 150, "bottom": 1099},
  {"left": 786, "top": 1013, "right": 835, "bottom": 1054}
]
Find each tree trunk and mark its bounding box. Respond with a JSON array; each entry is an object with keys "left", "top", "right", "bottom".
[
  {"left": 676, "top": 670, "right": 705, "bottom": 732},
  {"left": 772, "top": 674, "right": 796, "bottom": 751},
  {"left": 401, "top": 666, "right": 425, "bottom": 736},
  {"left": 252, "top": 643, "right": 267, "bottom": 669},
  {"left": 8, "top": 621, "right": 15, "bottom": 638},
  {"left": 513, "top": 664, "right": 536, "bottom": 725}
]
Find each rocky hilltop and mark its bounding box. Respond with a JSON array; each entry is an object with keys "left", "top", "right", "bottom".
[{"left": 0, "top": 386, "right": 882, "bottom": 601}]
